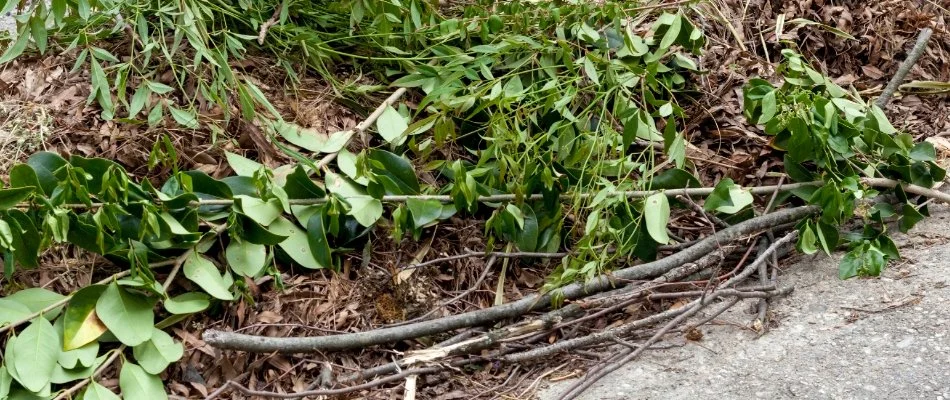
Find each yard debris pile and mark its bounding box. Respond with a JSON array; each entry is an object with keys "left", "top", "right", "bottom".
[{"left": 0, "top": 1, "right": 947, "bottom": 399}]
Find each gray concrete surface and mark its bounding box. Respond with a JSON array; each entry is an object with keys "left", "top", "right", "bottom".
[{"left": 541, "top": 207, "right": 950, "bottom": 400}]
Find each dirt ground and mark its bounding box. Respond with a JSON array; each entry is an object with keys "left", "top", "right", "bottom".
[{"left": 540, "top": 206, "right": 950, "bottom": 399}]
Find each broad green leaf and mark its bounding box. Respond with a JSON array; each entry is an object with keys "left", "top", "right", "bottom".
[
  {"left": 408, "top": 199, "right": 443, "bottom": 227},
  {"left": 62, "top": 285, "right": 107, "bottom": 350},
  {"left": 11, "top": 318, "right": 60, "bottom": 392},
  {"left": 367, "top": 150, "right": 420, "bottom": 194},
  {"left": 8, "top": 287, "right": 66, "bottom": 318},
  {"left": 658, "top": 13, "right": 682, "bottom": 49},
  {"left": 79, "top": 381, "right": 121, "bottom": 400},
  {"left": 284, "top": 166, "right": 326, "bottom": 199},
  {"left": 128, "top": 85, "right": 150, "bottom": 117},
  {"left": 644, "top": 193, "right": 671, "bottom": 244},
  {"left": 269, "top": 217, "right": 324, "bottom": 269},
  {"left": 226, "top": 238, "right": 267, "bottom": 277},
  {"left": 0, "top": 298, "right": 32, "bottom": 326},
  {"left": 306, "top": 212, "right": 333, "bottom": 270},
  {"left": 183, "top": 253, "right": 235, "bottom": 300},
  {"left": 376, "top": 105, "right": 408, "bottom": 144},
  {"left": 909, "top": 142, "right": 936, "bottom": 162},
  {"left": 119, "top": 362, "right": 167, "bottom": 400},
  {"left": 58, "top": 342, "right": 99, "bottom": 370},
  {"left": 9, "top": 164, "right": 43, "bottom": 195},
  {"left": 26, "top": 152, "right": 67, "bottom": 196},
  {"left": 225, "top": 152, "right": 264, "bottom": 177},
  {"left": 815, "top": 221, "right": 839, "bottom": 256},
  {"left": 0, "top": 27, "right": 30, "bottom": 64},
  {"left": 51, "top": 360, "right": 95, "bottom": 384},
  {"left": 95, "top": 282, "right": 155, "bottom": 346},
  {"left": 704, "top": 179, "right": 753, "bottom": 214},
  {"left": 163, "top": 292, "right": 210, "bottom": 315},
  {"left": 505, "top": 204, "right": 525, "bottom": 229},
  {"left": 899, "top": 203, "right": 925, "bottom": 233},
  {"left": 132, "top": 328, "right": 184, "bottom": 375},
  {"left": 346, "top": 196, "right": 384, "bottom": 227},
  {"left": 235, "top": 195, "right": 282, "bottom": 226},
  {"left": 0, "top": 366, "right": 11, "bottom": 398},
  {"left": 757, "top": 90, "right": 777, "bottom": 124},
  {"left": 0, "top": 187, "right": 34, "bottom": 210},
  {"left": 273, "top": 120, "right": 345, "bottom": 153}
]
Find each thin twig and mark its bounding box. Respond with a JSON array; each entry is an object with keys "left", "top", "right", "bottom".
[{"left": 315, "top": 88, "right": 408, "bottom": 170}]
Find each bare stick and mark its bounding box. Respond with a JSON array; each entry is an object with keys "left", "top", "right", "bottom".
[
  {"left": 876, "top": 28, "right": 934, "bottom": 108},
  {"left": 203, "top": 207, "right": 816, "bottom": 353},
  {"left": 315, "top": 88, "right": 408, "bottom": 170}
]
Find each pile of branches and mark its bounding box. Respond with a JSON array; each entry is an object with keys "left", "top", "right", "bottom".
[{"left": 0, "top": 0, "right": 947, "bottom": 399}]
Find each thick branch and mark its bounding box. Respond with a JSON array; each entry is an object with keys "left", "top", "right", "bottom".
[
  {"left": 202, "top": 206, "right": 818, "bottom": 353},
  {"left": 876, "top": 28, "right": 933, "bottom": 108}
]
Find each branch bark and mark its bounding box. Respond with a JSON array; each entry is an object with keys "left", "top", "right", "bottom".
[
  {"left": 202, "top": 206, "right": 818, "bottom": 353},
  {"left": 875, "top": 28, "right": 933, "bottom": 108}
]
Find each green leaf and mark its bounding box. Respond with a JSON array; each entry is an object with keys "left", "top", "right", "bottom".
[
  {"left": 9, "top": 164, "right": 43, "bottom": 195},
  {"left": 183, "top": 253, "right": 235, "bottom": 300},
  {"left": 226, "top": 238, "right": 267, "bottom": 277},
  {"left": 269, "top": 217, "right": 325, "bottom": 269},
  {"left": 168, "top": 106, "right": 199, "bottom": 129},
  {"left": 95, "top": 282, "right": 155, "bottom": 346},
  {"left": 62, "top": 285, "right": 107, "bottom": 350},
  {"left": 408, "top": 199, "right": 443, "bottom": 228},
  {"left": 644, "top": 193, "right": 671, "bottom": 244},
  {"left": 163, "top": 292, "right": 210, "bottom": 315},
  {"left": 26, "top": 152, "right": 67, "bottom": 196},
  {"left": 11, "top": 318, "right": 60, "bottom": 392},
  {"left": 899, "top": 203, "right": 925, "bottom": 233},
  {"left": 272, "top": 120, "right": 346, "bottom": 153},
  {"left": 367, "top": 150, "right": 420, "bottom": 195},
  {"left": 225, "top": 152, "right": 264, "bottom": 177},
  {"left": 658, "top": 14, "right": 682, "bottom": 49},
  {"left": 147, "top": 103, "right": 164, "bottom": 126},
  {"left": 284, "top": 166, "right": 326, "bottom": 199},
  {"left": 0, "top": 27, "right": 30, "bottom": 64},
  {"left": 757, "top": 90, "right": 777, "bottom": 124},
  {"left": 798, "top": 223, "right": 819, "bottom": 255},
  {"left": 235, "top": 195, "right": 282, "bottom": 226},
  {"left": 0, "top": 366, "right": 12, "bottom": 399},
  {"left": 8, "top": 287, "right": 66, "bottom": 318},
  {"left": 79, "top": 381, "right": 121, "bottom": 400},
  {"left": 132, "top": 328, "right": 184, "bottom": 375},
  {"left": 0, "top": 187, "right": 34, "bottom": 210},
  {"left": 376, "top": 105, "right": 409, "bottom": 144},
  {"left": 346, "top": 196, "right": 384, "bottom": 227},
  {"left": 306, "top": 212, "right": 333, "bottom": 270},
  {"left": 128, "top": 85, "right": 150, "bottom": 118},
  {"left": 704, "top": 179, "right": 753, "bottom": 214},
  {"left": 58, "top": 342, "right": 98, "bottom": 370},
  {"left": 505, "top": 204, "right": 525, "bottom": 229},
  {"left": 119, "top": 362, "right": 167, "bottom": 400},
  {"left": 0, "top": 299, "right": 31, "bottom": 326},
  {"left": 815, "top": 221, "right": 839, "bottom": 256},
  {"left": 909, "top": 142, "right": 936, "bottom": 162}
]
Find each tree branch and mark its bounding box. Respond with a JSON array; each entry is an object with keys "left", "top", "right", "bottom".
[{"left": 202, "top": 206, "right": 817, "bottom": 353}]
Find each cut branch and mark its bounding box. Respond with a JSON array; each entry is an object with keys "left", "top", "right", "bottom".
[{"left": 202, "top": 206, "right": 817, "bottom": 353}]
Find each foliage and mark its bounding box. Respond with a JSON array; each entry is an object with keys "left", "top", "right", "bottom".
[
  {"left": 743, "top": 50, "right": 945, "bottom": 279},
  {"left": 0, "top": 0, "right": 945, "bottom": 396}
]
